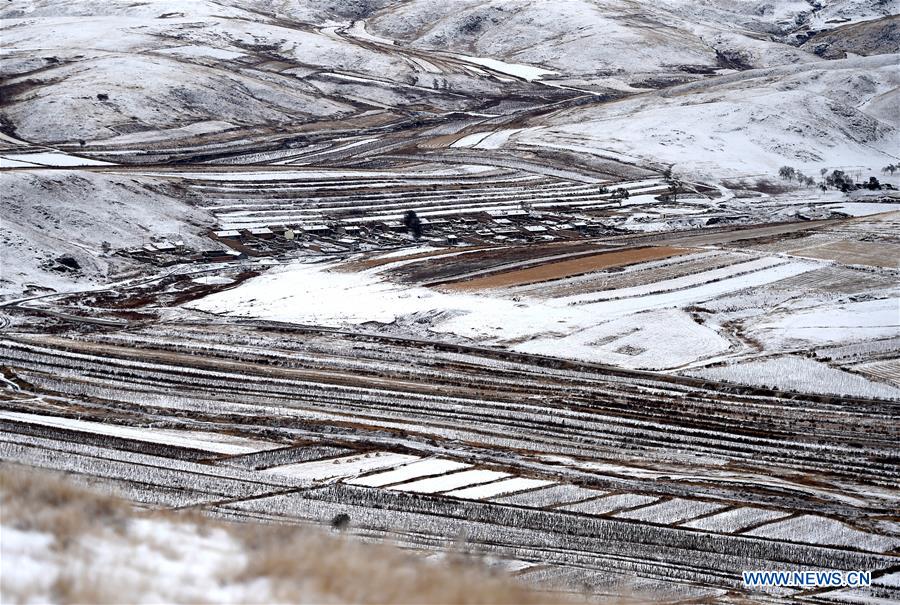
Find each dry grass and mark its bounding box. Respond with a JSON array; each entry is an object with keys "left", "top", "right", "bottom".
[
  {"left": 0, "top": 464, "right": 129, "bottom": 547},
  {"left": 234, "top": 524, "right": 561, "bottom": 605},
  {"left": 0, "top": 465, "right": 577, "bottom": 604},
  {"left": 790, "top": 239, "right": 900, "bottom": 269}
]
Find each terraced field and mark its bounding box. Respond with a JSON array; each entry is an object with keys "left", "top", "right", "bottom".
[
  {"left": 505, "top": 251, "right": 751, "bottom": 298},
  {"left": 172, "top": 169, "right": 665, "bottom": 229},
  {"left": 3, "top": 3, "right": 898, "bottom": 600},
  {"left": 2, "top": 322, "right": 898, "bottom": 602}
]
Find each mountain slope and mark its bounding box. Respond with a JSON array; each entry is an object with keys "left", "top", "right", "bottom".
[
  {"left": 508, "top": 53, "right": 899, "bottom": 179},
  {"left": 0, "top": 0, "right": 505, "bottom": 146},
  {"left": 0, "top": 170, "right": 210, "bottom": 295}
]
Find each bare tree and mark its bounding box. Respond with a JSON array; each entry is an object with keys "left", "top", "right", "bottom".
[
  {"left": 669, "top": 178, "right": 683, "bottom": 202},
  {"left": 824, "top": 169, "right": 854, "bottom": 193},
  {"left": 662, "top": 166, "right": 682, "bottom": 202},
  {"left": 778, "top": 166, "right": 797, "bottom": 181},
  {"left": 403, "top": 210, "right": 423, "bottom": 240}
]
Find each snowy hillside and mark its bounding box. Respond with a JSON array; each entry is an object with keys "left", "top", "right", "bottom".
[
  {"left": 511, "top": 53, "right": 899, "bottom": 179},
  {"left": 0, "top": 170, "right": 210, "bottom": 296},
  {"left": 0, "top": 0, "right": 501, "bottom": 145},
  {"left": 366, "top": 0, "right": 897, "bottom": 79}
]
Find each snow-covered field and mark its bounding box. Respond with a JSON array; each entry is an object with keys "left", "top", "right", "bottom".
[
  {"left": 182, "top": 213, "right": 897, "bottom": 404},
  {"left": 0, "top": 151, "right": 113, "bottom": 167},
  {"left": 561, "top": 493, "right": 659, "bottom": 515},
  {"left": 0, "top": 411, "right": 282, "bottom": 455},
  {"left": 755, "top": 298, "right": 900, "bottom": 347},
  {"left": 745, "top": 514, "right": 900, "bottom": 553},
  {"left": 681, "top": 507, "right": 791, "bottom": 533},
  {"left": 347, "top": 458, "right": 470, "bottom": 487},
  {"left": 686, "top": 355, "right": 900, "bottom": 399},
  {"left": 613, "top": 498, "right": 727, "bottom": 525},
  {"left": 388, "top": 469, "right": 510, "bottom": 494},
  {"left": 262, "top": 452, "right": 419, "bottom": 482},
  {"left": 444, "top": 477, "right": 554, "bottom": 500}
]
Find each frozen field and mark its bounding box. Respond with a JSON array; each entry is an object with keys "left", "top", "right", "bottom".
[{"left": 190, "top": 212, "right": 900, "bottom": 398}]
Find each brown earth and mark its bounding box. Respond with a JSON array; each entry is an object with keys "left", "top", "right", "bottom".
[
  {"left": 442, "top": 246, "right": 690, "bottom": 291},
  {"left": 390, "top": 241, "right": 613, "bottom": 284},
  {"left": 791, "top": 240, "right": 900, "bottom": 269}
]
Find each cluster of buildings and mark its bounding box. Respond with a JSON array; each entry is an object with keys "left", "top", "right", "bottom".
[
  {"left": 128, "top": 210, "right": 617, "bottom": 266},
  {"left": 213, "top": 210, "right": 614, "bottom": 252}
]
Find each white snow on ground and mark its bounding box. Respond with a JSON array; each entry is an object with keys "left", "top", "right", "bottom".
[
  {"left": 453, "top": 55, "right": 556, "bottom": 82},
  {"left": 85, "top": 120, "right": 237, "bottom": 146},
  {"left": 346, "top": 458, "right": 470, "bottom": 488},
  {"left": 192, "top": 275, "right": 234, "bottom": 285},
  {"left": 755, "top": 298, "right": 900, "bottom": 347},
  {"left": 347, "top": 20, "right": 395, "bottom": 46},
  {"left": 493, "top": 484, "right": 604, "bottom": 507},
  {"left": 147, "top": 165, "right": 495, "bottom": 181},
  {"left": 519, "top": 308, "right": 731, "bottom": 370},
  {"left": 512, "top": 54, "right": 899, "bottom": 179},
  {"left": 155, "top": 45, "right": 245, "bottom": 60},
  {"left": 389, "top": 469, "right": 510, "bottom": 494},
  {"left": 0, "top": 519, "right": 266, "bottom": 604},
  {"left": 444, "top": 478, "right": 555, "bottom": 500},
  {"left": 825, "top": 203, "right": 900, "bottom": 217},
  {"left": 437, "top": 260, "right": 815, "bottom": 345},
  {"left": 560, "top": 493, "right": 659, "bottom": 515},
  {"left": 366, "top": 246, "right": 443, "bottom": 261},
  {"left": 187, "top": 250, "right": 900, "bottom": 396},
  {"left": 0, "top": 156, "right": 43, "bottom": 168},
  {"left": 451, "top": 131, "right": 494, "bottom": 148},
  {"left": 745, "top": 514, "right": 899, "bottom": 553},
  {"left": 0, "top": 411, "right": 281, "bottom": 455},
  {"left": 0, "top": 526, "right": 56, "bottom": 602},
  {"left": 874, "top": 572, "right": 900, "bottom": 588},
  {"left": 452, "top": 129, "right": 524, "bottom": 149},
  {"left": 326, "top": 137, "right": 380, "bottom": 154},
  {"left": 149, "top": 169, "right": 407, "bottom": 181},
  {"left": 188, "top": 257, "right": 816, "bottom": 369},
  {"left": 262, "top": 452, "right": 420, "bottom": 481},
  {"left": 473, "top": 129, "right": 525, "bottom": 149},
  {"left": 1, "top": 152, "right": 113, "bottom": 167},
  {"left": 681, "top": 507, "right": 791, "bottom": 533},
  {"left": 687, "top": 356, "right": 900, "bottom": 399},
  {"left": 407, "top": 56, "right": 441, "bottom": 73},
  {"left": 613, "top": 498, "right": 726, "bottom": 524},
  {"left": 535, "top": 261, "right": 815, "bottom": 316}
]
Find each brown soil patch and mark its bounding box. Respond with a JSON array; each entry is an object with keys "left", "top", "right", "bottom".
[
  {"left": 396, "top": 241, "right": 612, "bottom": 284},
  {"left": 443, "top": 246, "right": 690, "bottom": 291},
  {"left": 792, "top": 240, "right": 900, "bottom": 269}
]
